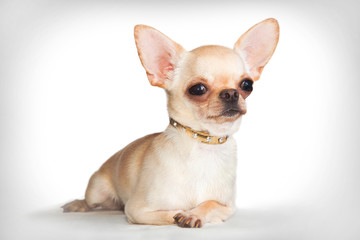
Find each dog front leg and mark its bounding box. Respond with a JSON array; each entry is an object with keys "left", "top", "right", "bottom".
[
  {"left": 124, "top": 202, "right": 181, "bottom": 226},
  {"left": 173, "top": 200, "right": 235, "bottom": 228}
]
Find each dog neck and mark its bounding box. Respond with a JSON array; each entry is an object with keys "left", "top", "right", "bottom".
[{"left": 169, "top": 118, "right": 228, "bottom": 145}]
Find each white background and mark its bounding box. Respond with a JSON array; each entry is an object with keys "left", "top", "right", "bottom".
[{"left": 1, "top": 0, "right": 359, "bottom": 239}]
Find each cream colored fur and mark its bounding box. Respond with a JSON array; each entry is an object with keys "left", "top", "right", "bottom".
[{"left": 62, "top": 18, "right": 279, "bottom": 228}]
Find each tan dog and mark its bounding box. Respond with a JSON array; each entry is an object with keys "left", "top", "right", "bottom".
[{"left": 62, "top": 19, "right": 279, "bottom": 228}]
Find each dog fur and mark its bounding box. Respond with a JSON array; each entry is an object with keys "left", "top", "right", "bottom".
[{"left": 62, "top": 18, "right": 279, "bottom": 228}]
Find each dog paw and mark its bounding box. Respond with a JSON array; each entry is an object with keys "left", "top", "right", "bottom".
[
  {"left": 62, "top": 199, "right": 90, "bottom": 212},
  {"left": 173, "top": 212, "right": 203, "bottom": 228}
]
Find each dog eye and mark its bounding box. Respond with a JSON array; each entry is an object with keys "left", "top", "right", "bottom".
[
  {"left": 239, "top": 79, "right": 253, "bottom": 92},
  {"left": 188, "top": 84, "right": 207, "bottom": 96}
]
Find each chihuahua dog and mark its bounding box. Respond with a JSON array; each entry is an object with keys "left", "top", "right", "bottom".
[{"left": 62, "top": 18, "right": 279, "bottom": 228}]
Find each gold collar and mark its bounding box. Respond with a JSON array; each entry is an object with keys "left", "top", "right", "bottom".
[{"left": 170, "top": 118, "right": 228, "bottom": 145}]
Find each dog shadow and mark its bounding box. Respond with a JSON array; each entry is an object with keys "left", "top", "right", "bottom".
[{"left": 27, "top": 205, "right": 303, "bottom": 240}]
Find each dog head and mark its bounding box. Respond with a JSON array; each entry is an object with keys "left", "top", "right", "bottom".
[{"left": 134, "top": 19, "right": 279, "bottom": 136}]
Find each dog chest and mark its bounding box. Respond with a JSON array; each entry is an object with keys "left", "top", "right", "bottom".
[
  {"left": 186, "top": 143, "right": 237, "bottom": 204},
  {"left": 146, "top": 140, "right": 237, "bottom": 210}
]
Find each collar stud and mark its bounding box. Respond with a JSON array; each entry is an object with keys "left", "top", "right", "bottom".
[{"left": 170, "top": 118, "right": 228, "bottom": 145}]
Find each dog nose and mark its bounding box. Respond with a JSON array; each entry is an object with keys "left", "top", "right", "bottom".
[{"left": 219, "top": 89, "right": 239, "bottom": 103}]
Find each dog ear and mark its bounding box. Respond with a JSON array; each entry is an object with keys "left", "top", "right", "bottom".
[
  {"left": 234, "top": 18, "right": 279, "bottom": 81},
  {"left": 134, "top": 25, "right": 185, "bottom": 88}
]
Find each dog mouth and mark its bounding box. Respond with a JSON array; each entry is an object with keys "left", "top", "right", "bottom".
[
  {"left": 207, "top": 107, "right": 245, "bottom": 122},
  {"left": 221, "top": 108, "right": 242, "bottom": 117}
]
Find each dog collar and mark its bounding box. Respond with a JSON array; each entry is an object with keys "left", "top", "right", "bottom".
[{"left": 170, "top": 118, "right": 228, "bottom": 145}]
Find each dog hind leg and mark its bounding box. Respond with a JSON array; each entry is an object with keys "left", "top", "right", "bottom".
[{"left": 62, "top": 171, "right": 122, "bottom": 212}]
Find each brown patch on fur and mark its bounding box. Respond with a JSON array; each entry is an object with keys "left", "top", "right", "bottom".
[
  {"left": 110, "top": 133, "right": 160, "bottom": 202},
  {"left": 192, "top": 200, "right": 225, "bottom": 216},
  {"left": 63, "top": 133, "right": 161, "bottom": 213}
]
